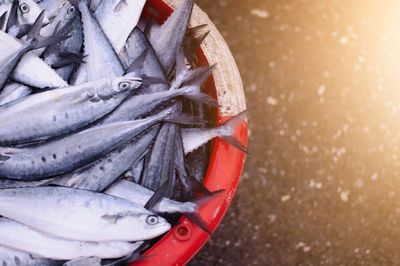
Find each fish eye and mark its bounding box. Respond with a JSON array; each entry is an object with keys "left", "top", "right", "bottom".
[
  {"left": 67, "top": 6, "right": 76, "bottom": 14},
  {"left": 118, "top": 81, "right": 131, "bottom": 91},
  {"left": 19, "top": 2, "right": 30, "bottom": 13},
  {"left": 146, "top": 215, "right": 159, "bottom": 225}
]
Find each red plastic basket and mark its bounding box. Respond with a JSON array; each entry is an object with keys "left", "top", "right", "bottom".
[{"left": 133, "top": 1, "right": 248, "bottom": 265}]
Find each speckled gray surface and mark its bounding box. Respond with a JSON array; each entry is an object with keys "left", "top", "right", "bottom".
[{"left": 191, "top": 1, "right": 400, "bottom": 265}]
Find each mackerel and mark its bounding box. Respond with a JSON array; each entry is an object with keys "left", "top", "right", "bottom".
[
  {"left": 0, "top": 82, "right": 32, "bottom": 106},
  {"left": 0, "top": 218, "right": 142, "bottom": 260},
  {"left": 0, "top": 28, "right": 67, "bottom": 88},
  {"left": 106, "top": 180, "right": 197, "bottom": 214},
  {"left": 0, "top": 245, "right": 57, "bottom": 266},
  {"left": 0, "top": 73, "right": 142, "bottom": 145},
  {"left": 0, "top": 187, "right": 171, "bottom": 242},
  {"left": 72, "top": 0, "right": 124, "bottom": 84},
  {"left": 94, "top": 0, "right": 146, "bottom": 53},
  {"left": 0, "top": 106, "right": 188, "bottom": 180},
  {"left": 50, "top": 128, "right": 158, "bottom": 191}
]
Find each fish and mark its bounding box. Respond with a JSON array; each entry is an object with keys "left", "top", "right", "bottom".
[
  {"left": 42, "top": 2, "right": 84, "bottom": 81},
  {"left": 0, "top": 0, "right": 48, "bottom": 29},
  {"left": 140, "top": 51, "right": 212, "bottom": 195},
  {"left": 5, "top": 0, "right": 32, "bottom": 38},
  {"left": 141, "top": 119, "right": 178, "bottom": 194},
  {"left": 36, "top": 0, "right": 65, "bottom": 19},
  {"left": 119, "top": 27, "right": 168, "bottom": 94},
  {"left": 128, "top": 157, "right": 145, "bottom": 183},
  {"left": 50, "top": 128, "right": 158, "bottom": 192},
  {"left": 71, "top": 0, "right": 124, "bottom": 84},
  {"left": 99, "top": 71, "right": 217, "bottom": 125},
  {"left": 0, "top": 176, "right": 51, "bottom": 189},
  {"left": 0, "top": 11, "right": 67, "bottom": 91},
  {"left": 63, "top": 257, "right": 101, "bottom": 266},
  {"left": 94, "top": 0, "right": 146, "bottom": 53},
  {"left": 0, "top": 187, "right": 171, "bottom": 242},
  {"left": 0, "top": 73, "right": 142, "bottom": 145},
  {"left": 149, "top": 0, "right": 194, "bottom": 75},
  {"left": 107, "top": 180, "right": 198, "bottom": 214},
  {"left": 0, "top": 217, "right": 142, "bottom": 260},
  {"left": 182, "top": 110, "right": 248, "bottom": 154},
  {"left": 0, "top": 105, "right": 199, "bottom": 180},
  {"left": 0, "top": 82, "right": 32, "bottom": 106},
  {"left": 0, "top": 25, "right": 68, "bottom": 89},
  {"left": 0, "top": 245, "right": 57, "bottom": 266}
]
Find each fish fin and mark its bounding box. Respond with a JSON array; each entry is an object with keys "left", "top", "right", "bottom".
[
  {"left": 26, "top": 11, "right": 69, "bottom": 49},
  {"left": 126, "top": 48, "right": 148, "bottom": 76},
  {"left": 0, "top": 147, "right": 21, "bottom": 162},
  {"left": 218, "top": 110, "right": 248, "bottom": 153},
  {"left": 186, "top": 64, "right": 216, "bottom": 86},
  {"left": 104, "top": 241, "right": 152, "bottom": 266},
  {"left": 0, "top": 12, "right": 7, "bottom": 30},
  {"left": 176, "top": 47, "right": 188, "bottom": 77},
  {"left": 185, "top": 24, "right": 210, "bottom": 66},
  {"left": 183, "top": 212, "right": 211, "bottom": 235},
  {"left": 144, "top": 180, "right": 169, "bottom": 210},
  {"left": 183, "top": 92, "right": 218, "bottom": 107},
  {"left": 141, "top": 74, "right": 169, "bottom": 86},
  {"left": 165, "top": 113, "right": 206, "bottom": 125},
  {"left": 51, "top": 52, "right": 87, "bottom": 68},
  {"left": 183, "top": 189, "right": 224, "bottom": 234},
  {"left": 221, "top": 135, "right": 248, "bottom": 154}
]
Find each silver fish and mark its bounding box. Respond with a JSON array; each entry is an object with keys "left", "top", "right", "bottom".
[
  {"left": 100, "top": 75, "right": 216, "bottom": 125},
  {"left": 37, "top": 0, "right": 65, "bottom": 19},
  {"left": 182, "top": 110, "right": 248, "bottom": 154},
  {"left": 0, "top": 218, "right": 142, "bottom": 260},
  {"left": 42, "top": 2, "right": 84, "bottom": 81},
  {"left": 63, "top": 257, "right": 101, "bottom": 266},
  {"left": 0, "top": 30, "right": 67, "bottom": 88},
  {"left": 0, "top": 11, "right": 62, "bottom": 91},
  {"left": 0, "top": 245, "right": 57, "bottom": 266},
  {"left": 0, "top": 187, "right": 171, "bottom": 242},
  {"left": 0, "top": 0, "right": 48, "bottom": 29},
  {"left": 0, "top": 106, "right": 179, "bottom": 180},
  {"left": 94, "top": 0, "right": 146, "bottom": 53},
  {"left": 50, "top": 128, "right": 158, "bottom": 191},
  {"left": 119, "top": 27, "right": 168, "bottom": 94},
  {"left": 149, "top": 0, "right": 194, "bottom": 75},
  {"left": 72, "top": 0, "right": 124, "bottom": 84},
  {"left": 0, "top": 82, "right": 32, "bottom": 106},
  {"left": 106, "top": 180, "right": 197, "bottom": 214},
  {"left": 0, "top": 73, "right": 142, "bottom": 145}
]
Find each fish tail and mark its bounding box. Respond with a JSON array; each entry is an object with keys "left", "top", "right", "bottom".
[
  {"left": 161, "top": 105, "right": 206, "bottom": 125},
  {"left": 218, "top": 110, "right": 248, "bottom": 153},
  {"left": 184, "top": 189, "right": 225, "bottom": 235},
  {"left": 50, "top": 52, "right": 87, "bottom": 69},
  {"left": 26, "top": 11, "right": 70, "bottom": 50},
  {"left": 180, "top": 65, "right": 218, "bottom": 107}
]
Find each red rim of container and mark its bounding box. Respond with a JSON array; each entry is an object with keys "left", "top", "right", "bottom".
[{"left": 133, "top": 1, "right": 248, "bottom": 265}]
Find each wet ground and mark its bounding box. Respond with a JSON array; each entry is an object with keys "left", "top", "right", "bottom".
[{"left": 191, "top": 1, "right": 400, "bottom": 265}]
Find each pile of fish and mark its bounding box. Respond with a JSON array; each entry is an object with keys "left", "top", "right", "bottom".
[{"left": 0, "top": 0, "right": 247, "bottom": 265}]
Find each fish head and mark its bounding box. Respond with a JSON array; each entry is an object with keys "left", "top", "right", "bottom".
[
  {"left": 135, "top": 213, "right": 171, "bottom": 238},
  {"left": 111, "top": 73, "right": 143, "bottom": 94},
  {"left": 51, "top": 2, "right": 79, "bottom": 28},
  {"left": 17, "top": 0, "right": 49, "bottom": 25}
]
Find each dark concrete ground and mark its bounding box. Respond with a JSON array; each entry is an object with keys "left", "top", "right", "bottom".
[{"left": 191, "top": 1, "right": 400, "bottom": 265}]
